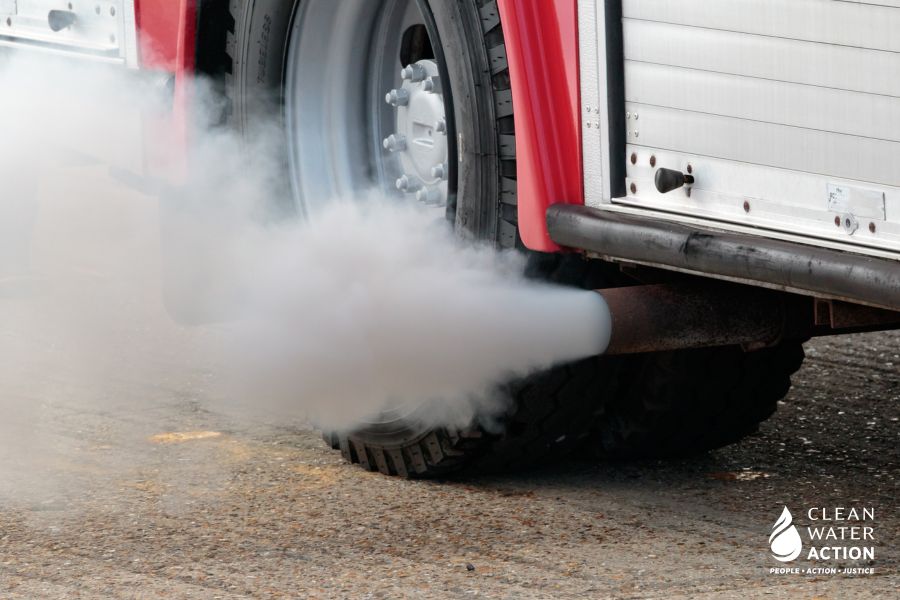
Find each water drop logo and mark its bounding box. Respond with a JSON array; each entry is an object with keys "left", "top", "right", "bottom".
[{"left": 770, "top": 506, "right": 803, "bottom": 562}]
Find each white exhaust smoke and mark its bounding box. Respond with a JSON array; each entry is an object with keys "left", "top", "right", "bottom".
[{"left": 0, "top": 53, "right": 611, "bottom": 440}]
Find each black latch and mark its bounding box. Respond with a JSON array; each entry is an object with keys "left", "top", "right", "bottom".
[
  {"left": 48, "top": 10, "right": 77, "bottom": 32},
  {"left": 654, "top": 168, "right": 695, "bottom": 194}
]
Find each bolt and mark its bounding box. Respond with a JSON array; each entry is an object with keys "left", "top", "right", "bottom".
[
  {"left": 686, "top": 164, "right": 693, "bottom": 174},
  {"left": 587, "top": 123, "right": 593, "bottom": 129},
  {"left": 634, "top": 131, "right": 640, "bottom": 138},
  {"left": 834, "top": 216, "right": 841, "bottom": 227},
  {"left": 869, "top": 222, "right": 877, "bottom": 233},
  {"left": 634, "top": 113, "right": 639, "bottom": 121},
  {"left": 630, "top": 182, "right": 637, "bottom": 195},
  {"left": 382, "top": 134, "right": 407, "bottom": 152},
  {"left": 630, "top": 153, "right": 637, "bottom": 165},
  {"left": 435, "top": 119, "right": 447, "bottom": 134},
  {"left": 385, "top": 89, "right": 410, "bottom": 107},
  {"left": 5, "top": 17, "right": 10, "bottom": 26},
  {"left": 650, "top": 155, "right": 656, "bottom": 167},
  {"left": 432, "top": 163, "right": 448, "bottom": 180},
  {"left": 401, "top": 64, "right": 427, "bottom": 82},
  {"left": 586, "top": 106, "right": 592, "bottom": 113},
  {"left": 743, "top": 200, "right": 751, "bottom": 213},
  {"left": 110, "top": 6, "right": 116, "bottom": 16},
  {"left": 417, "top": 187, "right": 443, "bottom": 205},
  {"left": 423, "top": 76, "right": 441, "bottom": 93},
  {"left": 626, "top": 112, "right": 631, "bottom": 119},
  {"left": 396, "top": 174, "right": 424, "bottom": 193},
  {"left": 841, "top": 214, "right": 859, "bottom": 235}
]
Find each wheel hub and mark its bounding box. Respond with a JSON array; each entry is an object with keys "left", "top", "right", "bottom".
[{"left": 383, "top": 59, "right": 449, "bottom": 207}]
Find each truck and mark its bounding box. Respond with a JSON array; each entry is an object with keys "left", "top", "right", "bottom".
[{"left": 3, "top": 0, "right": 898, "bottom": 477}]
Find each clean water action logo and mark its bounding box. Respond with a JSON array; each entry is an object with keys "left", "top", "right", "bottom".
[
  {"left": 769, "top": 506, "right": 803, "bottom": 562},
  {"left": 767, "top": 505, "right": 876, "bottom": 575}
]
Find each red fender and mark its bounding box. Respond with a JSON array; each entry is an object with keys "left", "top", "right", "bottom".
[
  {"left": 134, "top": 0, "right": 196, "bottom": 183},
  {"left": 497, "top": 0, "right": 582, "bottom": 252},
  {"left": 134, "top": 0, "right": 196, "bottom": 72}
]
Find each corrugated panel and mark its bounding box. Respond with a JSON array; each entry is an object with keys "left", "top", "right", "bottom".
[
  {"left": 623, "top": 0, "right": 900, "bottom": 186},
  {"left": 626, "top": 62, "right": 900, "bottom": 143},
  {"left": 624, "top": 20, "right": 900, "bottom": 97},
  {"left": 624, "top": 0, "right": 900, "bottom": 52},
  {"left": 627, "top": 102, "right": 900, "bottom": 187}
]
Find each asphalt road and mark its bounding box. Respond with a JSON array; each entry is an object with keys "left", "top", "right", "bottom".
[
  {"left": 0, "top": 168, "right": 897, "bottom": 599},
  {"left": 0, "top": 322, "right": 897, "bottom": 598}
]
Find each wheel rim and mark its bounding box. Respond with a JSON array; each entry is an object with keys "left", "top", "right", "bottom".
[{"left": 284, "top": 0, "right": 451, "bottom": 217}]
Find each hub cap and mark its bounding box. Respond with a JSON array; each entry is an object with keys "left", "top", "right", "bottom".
[
  {"left": 283, "top": 0, "right": 450, "bottom": 216},
  {"left": 383, "top": 59, "right": 448, "bottom": 207}
]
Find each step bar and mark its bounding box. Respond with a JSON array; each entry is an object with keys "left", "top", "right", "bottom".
[{"left": 547, "top": 205, "right": 900, "bottom": 312}]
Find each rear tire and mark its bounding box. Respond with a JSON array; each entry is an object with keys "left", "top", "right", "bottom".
[{"left": 209, "top": 0, "right": 806, "bottom": 477}]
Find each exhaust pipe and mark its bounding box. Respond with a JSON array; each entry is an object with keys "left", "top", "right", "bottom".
[{"left": 595, "top": 283, "right": 787, "bottom": 355}]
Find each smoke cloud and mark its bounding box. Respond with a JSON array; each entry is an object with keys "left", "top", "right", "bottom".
[{"left": 0, "top": 52, "right": 610, "bottom": 445}]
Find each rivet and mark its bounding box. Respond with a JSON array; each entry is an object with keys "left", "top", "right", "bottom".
[
  {"left": 649, "top": 155, "right": 656, "bottom": 167},
  {"left": 630, "top": 153, "right": 637, "bottom": 165},
  {"left": 743, "top": 201, "right": 751, "bottom": 213},
  {"left": 634, "top": 131, "right": 640, "bottom": 138},
  {"left": 110, "top": 6, "right": 116, "bottom": 16},
  {"left": 587, "top": 122, "right": 592, "bottom": 129},
  {"left": 834, "top": 216, "right": 841, "bottom": 227},
  {"left": 686, "top": 164, "right": 693, "bottom": 174},
  {"left": 5, "top": 17, "right": 11, "bottom": 26},
  {"left": 869, "top": 222, "right": 877, "bottom": 233},
  {"left": 634, "top": 113, "right": 639, "bottom": 121},
  {"left": 586, "top": 106, "right": 592, "bottom": 113},
  {"left": 630, "top": 182, "right": 637, "bottom": 195}
]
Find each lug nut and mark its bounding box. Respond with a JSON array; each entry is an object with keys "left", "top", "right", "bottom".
[
  {"left": 431, "top": 163, "right": 448, "bottom": 180},
  {"left": 434, "top": 119, "right": 447, "bottom": 134},
  {"left": 396, "top": 174, "right": 424, "bottom": 193},
  {"left": 401, "top": 64, "right": 427, "bottom": 82},
  {"left": 385, "top": 88, "right": 410, "bottom": 107},
  {"left": 423, "top": 76, "right": 441, "bottom": 93},
  {"left": 383, "top": 134, "right": 407, "bottom": 152},
  {"left": 416, "top": 187, "right": 443, "bottom": 205}
]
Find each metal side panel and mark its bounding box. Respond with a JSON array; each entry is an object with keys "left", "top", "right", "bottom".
[
  {"left": 0, "top": 0, "right": 137, "bottom": 67},
  {"left": 581, "top": 0, "right": 900, "bottom": 259}
]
